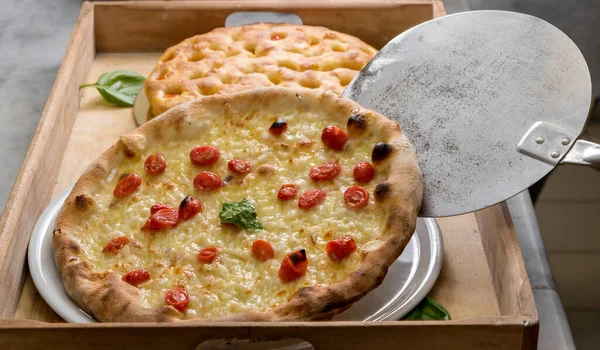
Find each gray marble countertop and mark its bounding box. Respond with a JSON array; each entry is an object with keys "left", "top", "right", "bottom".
[{"left": 0, "top": 1, "right": 576, "bottom": 349}]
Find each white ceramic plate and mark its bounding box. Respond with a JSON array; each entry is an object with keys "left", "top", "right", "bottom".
[{"left": 29, "top": 187, "right": 442, "bottom": 323}]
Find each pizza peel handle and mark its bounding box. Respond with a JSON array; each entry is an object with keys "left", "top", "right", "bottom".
[{"left": 344, "top": 10, "right": 595, "bottom": 217}]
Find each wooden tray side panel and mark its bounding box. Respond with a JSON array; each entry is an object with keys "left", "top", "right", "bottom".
[
  {"left": 475, "top": 203, "right": 538, "bottom": 321},
  {"left": 93, "top": 1, "right": 434, "bottom": 52},
  {"left": 0, "top": 320, "right": 526, "bottom": 350},
  {"left": 0, "top": 3, "right": 96, "bottom": 319}
]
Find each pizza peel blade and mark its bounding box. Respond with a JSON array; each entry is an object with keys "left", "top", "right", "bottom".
[{"left": 343, "top": 10, "right": 597, "bottom": 217}]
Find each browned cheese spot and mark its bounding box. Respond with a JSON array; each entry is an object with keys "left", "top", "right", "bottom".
[
  {"left": 256, "top": 164, "right": 276, "bottom": 175},
  {"left": 298, "top": 139, "right": 314, "bottom": 148}
]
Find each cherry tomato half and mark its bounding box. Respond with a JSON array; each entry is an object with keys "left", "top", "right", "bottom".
[
  {"left": 321, "top": 125, "right": 348, "bottom": 150},
  {"left": 277, "top": 184, "right": 298, "bottom": 200},
  {"left": 197, "top": 247, "right": 218, "bottom": 264},
  {"left": 298, "top": 189, "right": 326, "bottom": 209},
  {"left": 165, "top": 288, "right": 189, "bottom": 312},
  {"left": 141, "top": 208, "right": 179, "bottom": 231},
  {"left": 113, "top": 173, "right": 141, "bottom": 198},
  {"left": 326, "top": 236, "right": 357, "bottom": 262},
  {"left": 144, "top": 153, "right": 167, "bottom": 175},
  {"left": 251, "top": 240, "right": 275, "bottom": 262},
  {"left": 353, "top": 162, "right": 375, "bottom": 183},
  {"left": 279, "top": 249, "right": 308, "bottom": 283},
  {"left": 102, "top": 236, "right": 130, "bottom": 253},
  {"left": 193, "top": 171, "right": 222, "bottom": 191},
  {"left": 190, "top": 146, "right": 220, "bottom": 166},
  {"left": 150, "top": 203, "right": 173, "bottom": 215},
  {"left": 310, "top": 162, "right": 341, "bottom": 181},
  {"left": 228, "top": 159, "right": 252, "bottom": 174},
  {"left": 122, "top": 269, "right": 150, "bottom": 285},
  {"left": 178, "top": 196, "right": 203, "bottom": 221},
  {"left": 344, "top": 185, "right": 370, "bottom": 208}
]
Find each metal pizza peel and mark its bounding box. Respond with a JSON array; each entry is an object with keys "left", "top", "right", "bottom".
[{"left": 343, "top": 10, "right": 597, "bottom": 217}]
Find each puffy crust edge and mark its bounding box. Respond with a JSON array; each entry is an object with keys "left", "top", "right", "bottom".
[{"left": 53, "top": 87, "right": 422, "bottom": 322}]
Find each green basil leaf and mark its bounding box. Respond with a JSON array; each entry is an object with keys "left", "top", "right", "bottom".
[
  {"left": 79, "top": 70, "right": 145, "bottom": 107},
  {"left": 219, "top": 199, "right": 263, "bottom": 232},
  {"left": 402, "top": 297, "right": 451, "bottom": 321}
]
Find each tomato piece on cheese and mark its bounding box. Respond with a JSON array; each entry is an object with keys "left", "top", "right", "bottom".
[
  {"left": 277, "top": 184, "right": 298, "bottom": 200},
  {"left": 113, "top": 173, "right": 141, "bottom": 198},
  {"left": 102, "top": 236, "right": 130, "bottom": 253},
  {"left": 310, "top": 162, "right": 341, "bottom": 181},
  {"left": 178, "top": 196, "right": 203, "bottom": 221},
  {"left": 144, "top": 153, "right": 167, "bottom": 175},
  {"left": 150, "top": 203, "right": 173, "bottom": 215},
  {"left": 251, "top": 239, "right": 275, "bottom": 262},
  {"left": 269, "top": 119, "right": 288, "bottom": 135},
  {"left": 190, "top": 146, "right": 220, "bottom": 166},
  {"left": 326, "top": 236, "right": 357, "bottom": 262},
  {"left": 193, "top": 171, "right": 222, "bottom": 191},
  {"left": 279, "top": 249, "right": 308, "bottom": 283},
  {"left": 122, "top": 269, "right": 150, "bottom": 286},
  {"left": 141, "top": 208, "right": 179, "bottom": 231},
  {"left": 352, "top": 161, "right": 375, "bottom": 183},
  {"left": 298, "top": 189, "right": 326, "bottom": 209},
  {"left": 165, "top": 288, "right": 189, "bottom": 312},
  {"left": 197, "top": 247, "right": 218, "bottom": 264},
  {"left": 228, "top": 159, "right": 252, "bottom": 174},
  {"left": 321, "top": 125, "right": 348, "bottom": 150},
  {"left": 344, "top": 185, "right": 370, "bottom": 208}
]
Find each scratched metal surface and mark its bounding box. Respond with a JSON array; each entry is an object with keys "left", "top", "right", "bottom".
[{"left": 343, "top": 10, "right": 592, "bottom": 217}]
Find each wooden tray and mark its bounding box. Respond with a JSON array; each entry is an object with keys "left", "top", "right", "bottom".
[{"left": 0, "top": 1, "right": 538, "bottom": 348}]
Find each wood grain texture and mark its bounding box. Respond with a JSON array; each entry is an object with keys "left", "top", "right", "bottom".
[
  {"left": 14, "top": 277, "right": 62, "bottom": 323},
  {"left": 94, "top": 1, "right": 434, "bottom": 52},
  {"left": 0, "top": 2, "right": 95, "bottom": 319},
  {"left": 475, "top": 204, "right": 538, "bottom": 321},
  {"left": 0, "top": 318, "right": 529, "bottom": 350},
  {"left": 430, "top": 214, "right": 502, "bottom": 319}
]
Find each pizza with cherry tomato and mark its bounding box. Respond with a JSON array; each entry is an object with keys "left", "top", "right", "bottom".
[{"left": 53, "top": 88, "right": 422, "bottom": 322}]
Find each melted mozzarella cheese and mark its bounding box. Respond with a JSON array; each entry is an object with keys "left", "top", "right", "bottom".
[{"left": 78, "top": 110, "right": 389, "bottom": 319}]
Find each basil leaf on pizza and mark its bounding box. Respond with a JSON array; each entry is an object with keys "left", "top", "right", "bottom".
[
  {"left": 80, "top": 70, "right": 145, "bottom": 107},
  {"left": 52, "top": 88, "right": 422, "bottom": 322},
  {"left": 219, "top": 199, "right": 263, "bottom": 232}
]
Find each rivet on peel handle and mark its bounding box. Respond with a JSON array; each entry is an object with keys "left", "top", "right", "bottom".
[{"left": 517, "top": 121, "right": 577, "bottom": 166}]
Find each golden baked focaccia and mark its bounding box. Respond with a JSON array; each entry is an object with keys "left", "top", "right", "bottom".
[
  {"left": 144, "top": 23, "right": 377, "bottom": 119},
  {"left": 53, "top": 88, "right": 422, "bottom": 322}
]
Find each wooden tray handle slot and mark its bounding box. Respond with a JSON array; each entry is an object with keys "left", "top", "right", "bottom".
[{"left": 225, "top": 12, "right": 303, "bottom": 27}]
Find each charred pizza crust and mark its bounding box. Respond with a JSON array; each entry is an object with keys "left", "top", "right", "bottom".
[{"left": 53, "top": 88, "right": 422, "bottom": 322}]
